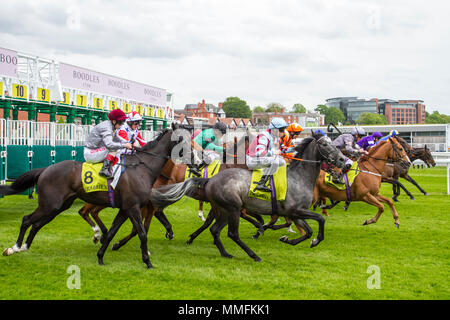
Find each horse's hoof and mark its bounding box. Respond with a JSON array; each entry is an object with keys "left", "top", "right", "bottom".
[
  {"left": 252, "top": 235, "right": 259, "bottom": 240},
  {"left": 424, "top": 193, "right": 428, "bottom": 196},
  {"left": 166, "top": 232, "right": 174, "bottom": 240},
  {"left": 92, "top": 237, "right": 99, "bottom": 244},
  {"left": 253, "top": 256, "right": 262, "bottom": 262},
  {"left": 395, "top": 223, "right": 400, "bottom": 229},
  {"left": 186, "top": 238, "right": 193, "bottom": 245},
  {"left": 362, "top": 220, "right": 368, "bottom": 226},
  {"left": 310, "top": 239, "right": 320, "bottom": 248},
  {"left": 3, "top": 248, "right": 14, "bottom": 256},
  {"left": 410, "top": 197, "right": 415, "bottom": 200},
  {"left": 146, "top": 262, "right": 153, "bottom": 269},
  {"left": 279, "top": 235, "right": 288, "bottom": 242},
  {"left": 222, "top": 253, "right": 233, "bottom": 259},
  {"left": 98, "top": 259, "right": 104, "bottom": 266}
]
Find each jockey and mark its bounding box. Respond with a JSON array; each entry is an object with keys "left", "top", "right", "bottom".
[
  {"left": 357, "top": 131, "right": 382, "bottom": 150},
  {"left": 331, "top": 126, "right": 367, "bottom": 184},
  {"left": 117, "top": 111, "right": 146, "bottom": 150},
  {"left": 280, "top": 123, "right": 303, "bottom": 158},
  {"left": 379, "top": 129, "right": 399, "bottom": 142},
  {"left": 84, "top": 109, "right": 132, "bottom": 179},
  {"left": 246, "top": 117, "right": 288, "bottom": 192},
  {"left": 190, "top": 122, "right": 228, "bottom": 175}
]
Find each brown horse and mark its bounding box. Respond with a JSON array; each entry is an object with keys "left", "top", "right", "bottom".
[
  {"left": 78, "top": 158, "right": 184, "bottom": 244},
  {"left": 312, "top": 137, "right": 411, "bottom": 227},
  {"left": 78, "top": 135, "right": 265, "bottom": 250},
  {"left": 0, "top": 126, "right": 189, "bottom": 268}
]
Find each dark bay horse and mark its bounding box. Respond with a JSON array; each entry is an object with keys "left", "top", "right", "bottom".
[
  {"left": 149, "top": 132, "right": 348, "bottom": 262},
  {"left": 77, "top": 135, "right": 264, "bottom": 251},
  {"left": 0, "top": 125, "right": 189, "bottom": 268},
  {"left": 382, "top": 144, "right": 435, "bottom": 201}
]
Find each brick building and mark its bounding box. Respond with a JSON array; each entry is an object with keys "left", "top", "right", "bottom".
[
  {"left": 177, "top": 99, "right": 226, "bottom": 120},
  {"left": 251, "top": 111, "right": 324, "bottom": 127},
  {"left": 326, "top": 97, "right": 426, "bottom": 125}
]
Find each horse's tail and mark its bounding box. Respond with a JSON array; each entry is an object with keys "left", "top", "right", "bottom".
[
  {"left": 150, "top": 178, "right": 209, "bottom": 208},
  {"left": 0, "top": 167, "right": 46, "bottom": 196}
]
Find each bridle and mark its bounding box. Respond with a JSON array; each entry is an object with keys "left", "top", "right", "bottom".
[{"left": 359, "top": 138, "right": 410, "bottom": 175}]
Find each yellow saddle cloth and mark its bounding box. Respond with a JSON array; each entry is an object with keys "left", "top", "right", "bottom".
[
  {"left": 248, "top": 165, "right": 287, "bottom": 202},
  {"left": 82, "top": 162, "right": 108, "bottom": 193},
  {"left": 324, "top": 162, "right": 359, "bottom": 190},
  {"left": 185, "top": 160, "right": 221, "bottom": 180}
]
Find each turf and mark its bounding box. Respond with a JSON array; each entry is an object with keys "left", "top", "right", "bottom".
[{"left": 0, "top": 167, "right": 448, "bottom": 300}]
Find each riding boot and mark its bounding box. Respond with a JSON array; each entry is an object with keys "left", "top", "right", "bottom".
[
  {"left": 190, "top": 161, "right": 207, "bottom": 177},
  {"left": 253, "top": 175, "right": 272, "bottom": 192},
  {"left": 332, "top": 172, "right": 345, "bottom": 185},
  {"left": 99, "top": 158, "right": 114, "bottom": 179}
]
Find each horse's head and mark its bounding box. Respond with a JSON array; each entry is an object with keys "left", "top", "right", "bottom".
[
  {"left": 389, "top": 136, "right": 411, "bottom": 169},
  {"left": 416, "top": 145, "right": 436, "bottom": 168},
  {"left": 311, "top": 131, "right": 348, "bottom": 170}
]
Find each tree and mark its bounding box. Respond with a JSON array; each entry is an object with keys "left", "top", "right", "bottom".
[
  {"left": 314, "top": 104, "right": 345, "bottom": 124},
  {"left": 265, "top": 103, "right": 285, "bottom": 113},
  {"left": 292, "top": 103, "right": 306, "bottom": 113},
  {"left": 315, "top": 104, "right": 329, "bottom": 115},
  {"left": 222, "top": 97, "right": 252, "bottom": 118},
  {"left": 253, "top": 106, "right": 265, "bottom": 113},
  {"left": 356, "top": 112, "right": 387, "bottom": 125},
  {"left": 325, "top": 107, "right": 345, "bottom": 124},
  {"left": 425, "top": 110, "right": 450, "bottom": 124}
]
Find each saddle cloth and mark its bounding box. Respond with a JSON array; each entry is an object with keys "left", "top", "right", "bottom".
[
  {"left": 248, "top": 165, "right": 287, "bottom": 202},
  {"left": 185, "top": 160, "right": 221, "bottom": 180},
  {"left": 81, "top": 158, "right": 123, "bottom": 193}
]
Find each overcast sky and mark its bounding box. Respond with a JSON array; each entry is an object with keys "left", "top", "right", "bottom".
[{"left": 1, "top": 0, "right": 449, "bottom": 113}]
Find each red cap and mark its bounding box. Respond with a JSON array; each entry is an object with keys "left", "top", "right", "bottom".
[{"left": 108, "top": 109, "right": 127, "bottom": 121}]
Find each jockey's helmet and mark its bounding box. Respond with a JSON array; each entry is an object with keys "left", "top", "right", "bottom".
[
  {"left": 269, "top": 117, "right": 288, "bottom": 130},
  {"left": 127, "top": 111, "right": 143, "bottom": 124},
  {"left": 351, "top": 126, "right": 365, "bottom": 136},
  {"left": 372, "top": 131, "right": 383, "bottom": 138},
  {"left": 108, "top": 109, "right": 127, "bottom": 122},
  {"left": 287, "top": 123, "right": 303, "bottom": 133},
  {"left": 389, "top": 129, "right": 399, "bottom": 136},
  {"left": 213, "top": 122, "right": 227, "bottom": 134}
]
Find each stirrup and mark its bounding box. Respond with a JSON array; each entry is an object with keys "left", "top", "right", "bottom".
[{"left": 99, "top": 160, "right": 114, "bottom": 179}]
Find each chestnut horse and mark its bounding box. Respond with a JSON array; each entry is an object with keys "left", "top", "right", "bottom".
[{"left": 312, "top": 137, "right": 411, "bottom": 227}]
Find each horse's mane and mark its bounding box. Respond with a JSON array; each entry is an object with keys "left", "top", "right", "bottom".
[
  {"left": 367, "top": 139, "right": 388, "bottom": 155},
  {"left": 142, "top": 128, "right": 171, "bottom": 151},
  {"left": 293, "top": 137, "right": 315, "bottom": 157}
]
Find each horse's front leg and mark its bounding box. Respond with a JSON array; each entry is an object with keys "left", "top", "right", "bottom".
[{"left": 128, "top": 205, "right": 153, "bottom": 268}]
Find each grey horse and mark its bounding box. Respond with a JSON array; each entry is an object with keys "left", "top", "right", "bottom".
[{"left": 150, "top": 132, "right": 348, "bottom": 262}]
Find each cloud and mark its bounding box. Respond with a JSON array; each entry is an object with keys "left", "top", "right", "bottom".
[{"left": 0, "top": 0, "right": 449, "bottom": 113}]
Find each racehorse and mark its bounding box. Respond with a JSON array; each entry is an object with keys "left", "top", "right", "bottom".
[
  {"left": 382, "top": 144, "right": 435, "bottom": 201},
  {"left": 312, "top": 137, "right": 411, "bottom": 227},
  {"left": 78, "top": 134, "right": 262, "bottom": 251},
  {"left": 149, "top": 132, "right": 348, "bottom": 262},
  {"left": 0, "top": 124, "right": 189, "bottom": 268}
]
